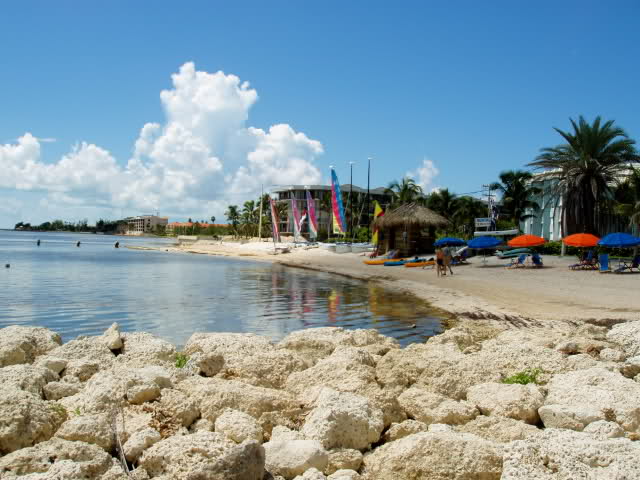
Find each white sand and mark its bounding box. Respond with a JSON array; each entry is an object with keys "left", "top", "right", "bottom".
[{"left": 163, "top": 240, "right": 640, "bottom": 328}]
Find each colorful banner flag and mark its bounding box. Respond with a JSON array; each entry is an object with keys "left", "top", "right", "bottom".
[
  {"left": 291, "top": 198, "right": 302, "bottom": 241},
  {"left": 330, "top": 168, "right": 347, "bottom": 235},
  {"left": 372, "top": 200, "right": 384, "bottom": 245},
  {"left": 306, "top": 190, "right": 318, "bottom": 240},
  {"left": 269, "top": 198, "right": 281, "bottom": 243}
]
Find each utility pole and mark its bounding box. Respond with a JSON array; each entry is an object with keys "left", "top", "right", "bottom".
[
  {"left": 482, "top": 184, "right": 495, "bottom": 231},
  {"left": 258, "top": 184, "right": 263, "bottom": 240},
  {"left": 349, "top": 161, "right": 354, "bottom": 243},
  {"left": 366, "top": 157, "right": 371, "bottom": 242}
]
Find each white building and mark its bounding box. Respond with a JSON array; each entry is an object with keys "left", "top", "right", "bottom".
[{"left": 125, "top": 215, "right": 168, "bottom": 235}]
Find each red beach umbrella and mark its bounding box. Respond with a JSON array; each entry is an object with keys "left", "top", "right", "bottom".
[
  {"left": 508, "top": 234, "right": 546, "bottom": 248},
  {"left": 562, "top": 233, "right": 600, "bottom": 247}
]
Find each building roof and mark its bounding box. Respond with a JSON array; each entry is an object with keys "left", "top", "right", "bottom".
[
  {"left": 271, "top": 184, "right": 389, "bottom": 195},
  {"left": 375, "top": 203, "right": 449, "bottom": 229},
  {"left": 167, "top": 222, "right": 228, "bottom": 228}
]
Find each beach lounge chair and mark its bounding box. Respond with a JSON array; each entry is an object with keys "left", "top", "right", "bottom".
[
  {"left": 530, "top": 253, "right": 543, "bottom": 268},
  {"left": 614, "top": 254, "right": 640, "bottom": 273},
  {"left": 506, "top": 254, "right": 527, "bottom": 268},
  {"left": 569, "top": 250, "right": 596, "bottom": 270},
  {"left": 598, "top": 253, "right": 611, "bottom": 273}
]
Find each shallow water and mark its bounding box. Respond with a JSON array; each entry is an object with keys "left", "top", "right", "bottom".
[{"left": 0, "top": 230, "right": 443, "bottom": 347}]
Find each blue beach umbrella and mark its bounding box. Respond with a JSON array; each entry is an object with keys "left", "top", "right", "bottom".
[
  {"left": 468, "top": 236, "right": 502, "bottom": 249},
  {"left": 434, "top": 237, "right": 466, "bottom": 247},
  {"left": 597, "top": 233, "right": 640, "bottom": 248}
]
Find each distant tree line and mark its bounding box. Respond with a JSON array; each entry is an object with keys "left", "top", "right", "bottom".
[{"left": 14, "top": 219, "right": 126, "bottom": 234}]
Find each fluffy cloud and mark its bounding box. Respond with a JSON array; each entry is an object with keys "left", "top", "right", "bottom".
[
  {"left": 406, "top": 158, "right": 439, "bottom": 191},
  {"left": 0, "top": 62, "right": 323, "bottom": 223}
]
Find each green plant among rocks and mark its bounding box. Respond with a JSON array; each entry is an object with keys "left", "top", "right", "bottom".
[
  {"left": 175, "top": 352, "right": 189, "bottom": 368},
  {"left": 502, "top": 368, "right": 542, "bottom": 385},
  {"left": 50, "top": 402, "right": 68, "bottom": 420}
]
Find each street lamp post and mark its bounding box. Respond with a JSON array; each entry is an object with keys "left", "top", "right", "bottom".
[{"left": 366, "top": 157, "right": 371, "bottom": 241}]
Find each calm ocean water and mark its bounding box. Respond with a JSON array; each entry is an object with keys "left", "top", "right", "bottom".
[{"left": 0, "top": 230, "right": 442, "bottom": 347}]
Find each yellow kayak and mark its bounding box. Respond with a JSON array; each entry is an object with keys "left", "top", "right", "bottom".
[
  {"left": 404, "top": 260, "right": 435, "bottom": 268},
  {"left": 364, "top": 257, "right": 409, "bottom": 265}
]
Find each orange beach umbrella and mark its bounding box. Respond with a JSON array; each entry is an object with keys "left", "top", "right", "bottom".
[
  {"left": 562, "top": 233, "right": 600, "bottom": 248},
  {"left": 507, "top": 234, "right": 546, "bottom": 248}
]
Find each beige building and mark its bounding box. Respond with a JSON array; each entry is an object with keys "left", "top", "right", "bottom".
[{"left": 125, "top": 215, "right": 168, "bottom": 235}]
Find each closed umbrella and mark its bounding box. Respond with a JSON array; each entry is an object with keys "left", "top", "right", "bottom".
[
  {"left": 597, "top": 233, "right": 640, "bottom": 248},
  {"left": 508, "top": 234, "right": 545, "bottom": 248},
  {"left": 562, "top": 233, "right": 600, "bottom": 248},
  {"left": 434, "top": 237, "right": 466, "bottom": 247}
]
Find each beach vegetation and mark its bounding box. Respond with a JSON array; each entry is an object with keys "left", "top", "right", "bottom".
[
  {"left": 502, "top": 368, "right": 542, "bottom": 385},
  {"left": 225, "top": 205, "right": 241, "bottom": 237},
  {"left": 529, "top": 116, "right": 640, "bottom": 236},
  {"left": 175, "top": 352, "right": 189, "bottom": 368},
  {"left": 50, "top": 403, "right": 68, "bottom": 419},
  {"left": 385, "top": 178, "right": 424, "bottom": 207},
  {"left": 490, "top": 170, "right": 541, "bottom": 223},
  {"left": 426, "top": 188, "right": 458, "bottom": 219}
]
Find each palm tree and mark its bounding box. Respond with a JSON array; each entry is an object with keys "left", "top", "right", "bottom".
[
  {"left": 426, "top": 188, "right": 458, "bottom": 219},
  {"left": 529, "top": 116, "right": 639, "bottom": 235},
  {"left": 225, "top": 205, "right": 240, "bottom": 237},
  {"left": 490, "top": 170, "right": 541, "bottom": 225},
  {"left": 241, "top": 200, "right": 259, "bottom": 237},
  {"left": 615, "top": 168, "right": 640, "bottom": 229},
  {"left": 452, "top": 196, "right": 486, "bottom": 234},
  {"left": 385, "top": 177, "right": 424, "bottom": 207}
]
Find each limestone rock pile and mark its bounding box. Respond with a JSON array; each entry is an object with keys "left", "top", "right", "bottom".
[{"left": 1, "top": 321, "right": 639, "bottom": 479}]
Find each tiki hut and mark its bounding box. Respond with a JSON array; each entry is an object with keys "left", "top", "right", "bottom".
[{"left": 374, "top": 203, "right": 449, "bottom": 257}]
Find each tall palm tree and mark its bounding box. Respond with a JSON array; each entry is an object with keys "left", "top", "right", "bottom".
[
  {"left": 615, "top": 168, "right": 640, "bottom": 229},
  {"left": 490, "top": 170, "right": 541, "bottom": 224},
  {"left": 426, "top": 188, "right": 458, "bottom": 219},
  {"left": 225, "top": 205, "right": 240, "bottom": 237},
  {"left": 528, "top": 116, "right": 639, "bottom": 235},
  {"left": 452, "top": 196, "right": 486, "bottom": 234},
  {"left": 385, "top": 177, "right": 424, "bottom": 207}
]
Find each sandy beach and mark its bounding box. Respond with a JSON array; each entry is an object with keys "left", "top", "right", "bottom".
[{"left": 165, "top": 240, "right": 640, "bottom": 329}]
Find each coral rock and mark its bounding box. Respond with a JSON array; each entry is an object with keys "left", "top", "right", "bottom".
[{"left": 466, "top": 382, "right": 544, "bottom": 425}]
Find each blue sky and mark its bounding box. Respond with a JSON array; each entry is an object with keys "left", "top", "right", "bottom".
[{"left": 1, "top": 1, "right": 639, "bottom": 227}]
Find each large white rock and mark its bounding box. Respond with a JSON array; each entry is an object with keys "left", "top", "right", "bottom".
[
  {"left": 178, "top": 377, "right": 298, "bottom": 424},
  {"left": 0, "top": 325, "right": 62, "bottom": 367},
  {"left": 43, "top": 379, "right": 82, "bottom": 400},
  {"left": 502, "top": 428, "right": 640, "bottom": 479},
  {"left": 397, "top": 386, "right": 479, "bottom": 425},
  {"left": 264, "top": 439, "right": 328, "bottom": 479},
  {"left": 621, "top": 355, "right": 640, "bottom": 378},
  {"left": 607, "top": 320, "right": 640, "bottom": 357},
  {"left": 455, "top": 415, "right": 541, "bottom": 443},
  {"left": 102, "top": 322, "right": 123, "bottom": 350},
  {"left": 382, "top": 419, "right": 429, "bottom": 442},
  {"left": 583, "top": 420, "right": 625, "bottom": 440},
  {"left": 157, "top": 388, "right": 199, "bottom": 428},
  {"left": 45, "top": 336, "right": 116, "bottom": 381},
  {"left": 0, "top": 437, "right": 123, "bottom": 479},
  {"left": 279, "top": 327, "right": 399, "bottom": 367},
  {"left": 0, "top": 363, "right": 58, "bottom": 397},
  {"left": 286, "top": 346, "right": 405, "bottom": 426},
  {"left": 118, "top": 331, "right": 176, "bottom": 367},
  {"left": 361, "top": 431, "right": 503, "bottom": 480},
  {"left": 301, "top": 388, "right": 384, "bottom": 451},
  {"left": 466, "top": 382, "right": 544, "bottom": 424},
  {"left": 327, "top": 470, "right": 360, "bottom": 480},
  {"left": 123, "top": 427, "right": 162, "bottom": 463},
  {"left": 54, "top": 412, "right": 114, "bottom": 451},
  {"left": 138, "top": 431, "right": 265, "bottom": 479},
  {"left": 325, "top": 449, "right": 363, "bottom": 475},
  {"left": 544, "top": 367, "right": 640, "bottom": 433},
  {"left": 0, "top": 388, "right": 66, "bottom": 454},
  {"left": 538, "top": 404, "right": 605, "bottom": 431},
  {"left": 292, "top": 468, "right": 327, "bottom": 480},
  {"left": 215, "top": 408, "right": 264, "bottom": 443},
  {"left": 184, "top": 332, "right": 307, "bottom": 389}
]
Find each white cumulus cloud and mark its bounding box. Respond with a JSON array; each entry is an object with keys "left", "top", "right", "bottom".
[
  {"left": 406, "top": 157, "right": 439, "bottom": 191},
  {"left": 0, "top": 62, "right": 323, "bottom": 224}
]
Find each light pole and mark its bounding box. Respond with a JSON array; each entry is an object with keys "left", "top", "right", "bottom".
[
  {"left": 366, "top": 157, "right": 371, "bottom": 241},
  {"left": 349, "top": 161, "right": 354, "bottom": 243}
]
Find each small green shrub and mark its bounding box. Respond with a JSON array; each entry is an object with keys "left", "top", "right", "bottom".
[
  {"left": 73, "top": 406, "right": 82, "bottom": 417},
  {"left": 50, "top": 403, "right": 67, "bottom": 419},
  {"left": 175, "top": 352, "right": 189, "bottom": 368},
  {"left": 502, "top": 368, "right": 542, "bottom": 385}
]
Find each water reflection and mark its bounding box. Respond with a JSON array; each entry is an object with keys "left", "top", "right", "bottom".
[{"left": 1, "top": 231, "right": 442, "bottom": 347}]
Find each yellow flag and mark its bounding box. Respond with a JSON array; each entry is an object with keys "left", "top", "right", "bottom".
[{"left": 372, "top": 201, "right": 384, "bottom": 245}]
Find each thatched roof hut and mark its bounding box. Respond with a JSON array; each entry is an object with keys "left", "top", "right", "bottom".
[
  {"left": 374, "top": 203, "right": 449, "bottom": 256},
  {"left": 375, "top": 203, "right": 449, "bottom": 230}
]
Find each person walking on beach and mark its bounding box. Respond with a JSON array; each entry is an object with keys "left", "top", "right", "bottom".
[
  {"left": 442, "top": 245, "right": 454, "bottom": 275},
  {"left": 435, "top": 248, "right": 445, "bottom": 277},
  {"left": 36, "top": 239, "right": 40, "bottom": 246},
  {"left": 76, "top": 241, "right": 81, "bottom": 247}
]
